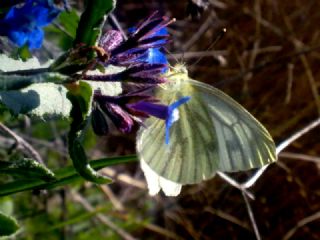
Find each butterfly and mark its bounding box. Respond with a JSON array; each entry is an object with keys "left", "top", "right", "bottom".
[{"left": 136, "top": 64, "right": 277, "bottom": 196}]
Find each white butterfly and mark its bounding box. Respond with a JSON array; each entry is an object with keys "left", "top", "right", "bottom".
[{"left": 137, "top": 64, "right": 276, "bottom": 196}]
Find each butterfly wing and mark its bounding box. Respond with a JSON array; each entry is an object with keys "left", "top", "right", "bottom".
[{"left": 137, "top": 77, "right": 276, "bottom": 184}]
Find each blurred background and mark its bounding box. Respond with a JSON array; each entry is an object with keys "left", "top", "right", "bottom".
[{"left": 1, "top": 0, "right": 320, "bottom": 239}]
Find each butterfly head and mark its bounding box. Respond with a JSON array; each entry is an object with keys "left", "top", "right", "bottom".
[
  {"left": 171, "top": 63, "right": 188, "bottom": 74},
  {"left": 164, "top": 63, "right": 190, "bottom": 84}
]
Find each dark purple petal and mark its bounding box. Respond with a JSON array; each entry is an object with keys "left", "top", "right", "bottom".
[
  {"left": 91, "top": 105, "right": 109, "bottom": 136},
  {"left": 132, "top": 18, "right": 166, "bottom": 40},
  {"left": 128, "top": 96, "right": 191, "bottom": 144},
  {"left": 127, "top": 101, "right": 169, "bottom": 120},
  {"left": 138, "top": 35, "right": 169, "bottom": 47},
  {"left": 101, "top": 103, "right": 134, "bottom": 133},
  {"left": 99, "top": 30, "right": 123, "bottom": 52},
  {"left": 82, "top": 63, "right": 167, "bottom": 84},
  {"left": 94, "top": 91, "right": 154, "bottom": 106},
  {"left": 109, "top": 49, "right": 149, "bottom": 65},
  {"left": 111, "top": 13, "right": 173, "bottom": 56}
]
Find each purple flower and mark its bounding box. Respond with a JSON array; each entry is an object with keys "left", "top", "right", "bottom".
[
  {"left": 98, "top": 12, "right": 172, "bottom": 67},
  {"left": 101, "top": 102, "right": 134, "bottom": 134},
  {"left": 82, "top": 63, "right": 167, "bottom": 84},
  {"left": 98, "top": 30, "right": 124, "bottom": 53},
  {"left": 89, "top": 13, "right": 189, "bottom": 139},
  {"left": 127, "top": 96, "right": 191, "bottom": 144},
  {"left": 91, "top": 103, "right": 109, "bottom": 136},
  {"left": 111, "top": 13, "right": 171, "bottom": 55},
  {"left": 93, "top": 89, "right": 153, "bottom": 135},
  {"left": 127, "top": 26, "right": 169, "bottom": 67},
  {"left": 83, "top": 12, "right": 171, "bottom": 84},
  {"left": 0, "top": 0, "right": 61, "bottom": 49}
]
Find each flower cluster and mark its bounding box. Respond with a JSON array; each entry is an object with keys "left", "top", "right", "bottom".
[
  {"left": 0, "top": 0, "right": 62, "bottom": 49},
  {"left": 86, "top": 13, "right": 191, "bottom": 197},
  {"left": 88, "top": 13, "right": 190, "bottom": 143},
  {"left": 83, "top": 12, "right": 172, "bottom": 84}
]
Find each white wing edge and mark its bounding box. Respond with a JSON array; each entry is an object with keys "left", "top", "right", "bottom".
[{"left": 140, "top": 159, "right": 182, "bottom": 196}]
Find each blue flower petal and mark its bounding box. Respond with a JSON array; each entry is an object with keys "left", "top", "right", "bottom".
[
  {"left": 8, "top": 30, "right": 28, "bottom": 47},
  {"left": 127, "top": 101, "right": 168, "bottom": 119},
  {"left": 165, "top": 96, "right": 191, "bottom": 144},
  {"left": 0, "top": 0, "right": 60, "bottom": 48},
  {"left": 127, "top": 96, "right": 190, "bottom": 144},
  {"left": 27, "top": 28, "right": 44, "bottom": 49},
  {"left": 146, "top": 48, "right": 168, "bottom": 65},
  {"left": 128, "top": 26, "right": 168, "bottom": 67}
]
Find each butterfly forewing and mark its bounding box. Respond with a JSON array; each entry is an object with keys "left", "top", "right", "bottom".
[
  {"left": 137, "top": 72, "right": 276, "bottom": 184},
  {"left": 189, "top": 79, "right": 276, "bottom": 171}
]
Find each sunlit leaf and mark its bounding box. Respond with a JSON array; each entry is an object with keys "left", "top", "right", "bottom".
[{"left": 0, "top": 83, "right": 71, "bottom": 118}]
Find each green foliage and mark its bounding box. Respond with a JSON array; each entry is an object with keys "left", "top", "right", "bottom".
[
  {"left": 0, "top": 155, "right": 137, "bottom": 197},
  {"left": 67, "top": 81, "right": 112, "bottom": 184},
  {"left": 59, "top": 10, "right": 80, "bottom": 39},
  {"left": 0, "top": 72, "right": 67, "bottom": 91},
  {"left": 0, "top": 83, "right": 71, "bottom": 118},
  {"left": 0, "top": 157, "right": 55, "bottom": 182},
  {"left": 0, "top": 211, "right": 19, "bottom": 237},
  {"left": 74, "top": 0, "right": 116, "bottom": 47},
  {"left": 0, "top": 54, "right": 71, "bottom": 118},
  {"left": 45, "top": 9, "right": 80, "bottom": 51},
  {"left": 0, "top": 1, "right": 147, "bottom": 238},
  {"left": 0, "top": 197, "right": 13, "bottom": 216},
  {"left": 17, "top": 45, "right": 32, "bottom": 61}
]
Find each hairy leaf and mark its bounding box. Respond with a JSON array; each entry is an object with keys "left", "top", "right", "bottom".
[
  {"left": 0, "top": 155, "right": 137, "bottom": 197},
  {"left": 0, "top": 83, "right": 72, "bottom": 118},
  {"left": 0, "top": 158, "right": 55, "bottom": 182}
]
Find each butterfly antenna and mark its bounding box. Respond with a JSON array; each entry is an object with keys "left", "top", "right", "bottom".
[
  {"left": 190, "top": 27, "right": 226, "bottom": 68},
  {"left": 163, "top": 46, "right": 179, "bottom": 69},
  {"left": 181, "top": 50, "right": 186, "bottom": 65}
]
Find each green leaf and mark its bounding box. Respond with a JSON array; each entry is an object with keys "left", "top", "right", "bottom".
[
  {"left": 0, "top": 197, "right": 13, "bottom": 216},
  {"left": 0, "top": 83, "right": 72, "bottom": 118},
  {"left": 0, "top": 54, "right": 67, "bottom": 90},
  {"left": 0, "top": 211, "right": 19, "bottom": 237},
  {"left": 0, "top": 72, "right": 67, "bottom": 90},
  {"left": 17, "top": 44, "right": 32, "bottom": 61},
  {"left": 0, "top": 54, "right": 72, "bottom": 118},
  {"left": 49, "top": 47, "right": 92, "bottom": 75},
  {"left": 58, "top": 10, "right": 80, "bottom": 39},
  {"left": 0, "top": 54, "right": 45, "bottom": 72},
  {"left": 0, "top": 155, "right": 137, "bottom": 197},
  {"left": 67, "top": 81, "right": 111, "bottom": 184},
  {"left": 0, "top": 158, "right": 56, "bottom": 182},
  {"left": 74, "top": 0, "right": 116, "bottom": 46}
]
